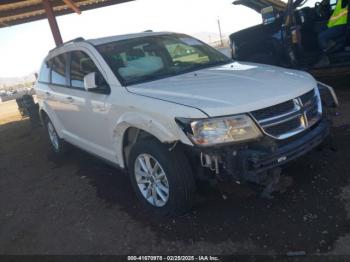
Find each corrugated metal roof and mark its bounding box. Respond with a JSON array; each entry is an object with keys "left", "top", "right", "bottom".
[{"left": 0, "top": 0, "right": 134, "bottom": 28}]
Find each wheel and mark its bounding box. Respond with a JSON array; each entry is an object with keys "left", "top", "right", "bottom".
[
  {"left": 128, "top": 138, "right": 195, "bottom": 216},
  {"left": 44, "top": 116, "right": 67, "bottom": 155}
]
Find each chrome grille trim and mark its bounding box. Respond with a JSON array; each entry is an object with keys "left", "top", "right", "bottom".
[
  {"left": 259, "top": 100, "right": 301, "bottom": 125},
  {"left": 250, "top": 88, "right": 322, "bottom": 140},
  {"left": 262, "top": 113, "right": 303, "bottom": 128}
]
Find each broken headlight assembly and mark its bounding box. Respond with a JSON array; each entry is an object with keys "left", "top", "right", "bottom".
[
  {"left": 176, "top": 115, "right": 262, "bottom": 146},
  {"left": 317, "top": 82, "right": 339, "bottom": 108}
]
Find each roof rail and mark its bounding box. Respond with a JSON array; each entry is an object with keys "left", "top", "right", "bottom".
[{"left": 49, "top": 37, "right": 85, "bottom": 53}]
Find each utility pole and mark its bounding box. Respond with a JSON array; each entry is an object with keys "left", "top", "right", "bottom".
[{"left": 217, "top": 17, "right": 223, "bottom": 47}]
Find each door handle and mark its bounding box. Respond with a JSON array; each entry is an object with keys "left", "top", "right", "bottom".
[
  {"left": 45, "top": 91, "right": 51, "bottom": 96},
  {"left": 66, "top": 96, "right": 74, "bottom": 103}
]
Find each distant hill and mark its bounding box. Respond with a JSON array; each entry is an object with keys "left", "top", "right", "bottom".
[{"left": 0, "top": 73, "right": 36, "bottom": 89}]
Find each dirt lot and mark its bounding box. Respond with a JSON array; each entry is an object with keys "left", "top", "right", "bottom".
[{"left": 1, "top": 81, "right": 350, "bottom": 256}]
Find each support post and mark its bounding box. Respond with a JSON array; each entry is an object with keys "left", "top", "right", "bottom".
[
  {"left": 217, "top": 18, "right": 223, "bottom": 47},
  {"left": 42, "top": 0, "right": 63, "bottom": 46}
]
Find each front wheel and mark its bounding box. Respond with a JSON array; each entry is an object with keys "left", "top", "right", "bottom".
[{"left": 128, "top": 138, "right": 195, "bottom": 216}]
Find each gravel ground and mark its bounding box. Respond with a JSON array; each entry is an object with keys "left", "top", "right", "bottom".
[{"left": 0, "top": 80, "right": 350, "bottom": 256}]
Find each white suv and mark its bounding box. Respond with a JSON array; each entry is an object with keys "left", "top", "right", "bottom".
[{"left": 35, "top": 32, "right": 338, "bottom": 215}]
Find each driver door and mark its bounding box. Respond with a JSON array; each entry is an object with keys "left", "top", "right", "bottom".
[{"left": 63, "top": 50, "right": 114, "bottom": 160}]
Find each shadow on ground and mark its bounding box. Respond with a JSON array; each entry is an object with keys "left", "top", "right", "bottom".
[
  {"left": 0, "top": 87, "right": 350, "bottom": 255},
  {"left": 54, "top": 123, "right": 348, "bottom": 254}
]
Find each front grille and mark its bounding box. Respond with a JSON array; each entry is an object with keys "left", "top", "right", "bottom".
[
  {"left": 300, "top": 90, "right": 315, "bottom": 105},
  {"left": 251, "top": 89, "right": 322, "bottom": 139},
  {"left": 251, "top": 100, "right": 295, "bottom": 120},
  {"left": 264, "top": 116, "right": 303, "bottom": 138}
]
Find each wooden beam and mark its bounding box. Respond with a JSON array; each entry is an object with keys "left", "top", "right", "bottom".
[
  {"left": 0, "top": 20, "right": 9, "bottom": 27},
  {"left": 0, "top": 0, "right": 134, "bottom": 29},
  {"left": 42, "top": 0, "right": 63, "bottom": 46},
  {"left": 0, "top": 1, "right": 65, "bottom": 19},
  {"left": 62, "top": 0, "right": 81, "bottom": 14}
]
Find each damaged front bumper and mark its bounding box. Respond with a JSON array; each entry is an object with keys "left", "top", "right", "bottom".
[{"left": 186, "top": 118, "right": 330, "bottom": 183}]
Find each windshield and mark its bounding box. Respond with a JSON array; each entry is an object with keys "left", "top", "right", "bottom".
[{"left": 96, "top": 34, "right": 231, "bottom": 86}]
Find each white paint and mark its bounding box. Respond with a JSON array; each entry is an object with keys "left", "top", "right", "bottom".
[
  {"left": 36, "top": 32, "right": 319, "bottom": 169},
  {"left": 128, "top": 61, "right": 317, "bottom": 117}
]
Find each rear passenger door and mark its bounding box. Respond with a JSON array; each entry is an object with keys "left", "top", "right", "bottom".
[{"left": 47, "top": 53, "right": 74, "bottom": 134}]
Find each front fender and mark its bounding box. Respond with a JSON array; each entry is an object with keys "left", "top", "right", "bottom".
[{"left": 113, "top": 112, "right": 190, "bottom": 168}]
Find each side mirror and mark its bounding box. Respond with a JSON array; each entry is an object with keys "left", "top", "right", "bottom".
[{"left": 84, "top": 72, "right": 97, "bottom": 91}]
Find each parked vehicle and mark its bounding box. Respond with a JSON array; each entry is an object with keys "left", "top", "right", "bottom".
[
  {"left": 229, "top": 0, "right": 350, "bottom": 76},
  {"left": 35, "top": 32, "right": 338, "bottom": 215}
]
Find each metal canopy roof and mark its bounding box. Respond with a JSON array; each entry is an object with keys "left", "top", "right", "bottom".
[{"left": 0, "top": 0, "right": 134, "bottom": 28}]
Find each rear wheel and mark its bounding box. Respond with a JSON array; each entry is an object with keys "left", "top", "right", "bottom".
[
  {"left": 128, "top": 138, "right": 195, "bottom": 216},
  {"left": 44, "top": 117, "right": 67, "bottom": 155}
]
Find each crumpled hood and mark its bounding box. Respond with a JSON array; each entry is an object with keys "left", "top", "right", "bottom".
[{"left": 127, "top": 62, "right": 317, "bottom": 117}]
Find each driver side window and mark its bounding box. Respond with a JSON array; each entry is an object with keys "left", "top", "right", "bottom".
[{"left": 69, "top": 51, "right": 109, "bottom": 93}]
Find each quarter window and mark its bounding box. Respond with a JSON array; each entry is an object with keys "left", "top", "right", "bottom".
[
  {"left": 51, "top": 54, "right": 67, "bottom": 86},
  {"left": 38, "top": 61, "right": 50, "bottom": 83}
]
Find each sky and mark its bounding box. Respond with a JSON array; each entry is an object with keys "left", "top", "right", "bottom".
[
  {"left": 0, "top": 0, "right": 318, "bottom": 78},
  {"left": 0, "top": 0, "right": 262, "bottom": 78}
]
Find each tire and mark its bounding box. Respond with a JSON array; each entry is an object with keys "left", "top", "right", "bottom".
[
  {"left": 128, "top": 138, "right": 195, "bottom": 216},
  {"left": 44, "top": 116, "right": 67, "bottom": 156}
]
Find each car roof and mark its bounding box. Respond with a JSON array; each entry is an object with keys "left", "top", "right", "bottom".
[
  {"left": 87, "top": 31, "right": 177, "bottom": 46},
  {"left": 47, "top": 31, "right": 181, "bottom": 59}
]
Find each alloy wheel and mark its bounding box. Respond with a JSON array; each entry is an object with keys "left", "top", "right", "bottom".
[{"left": 134, "top": 153, "right": 170, "bottom": 207}]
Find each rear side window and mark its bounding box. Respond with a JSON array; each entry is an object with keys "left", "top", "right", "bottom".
[
  {"left": 51, "top": 54, "right": 67, "bottom": 86},
  {"left": 38, "top": 61, "right": 50, "bottom": 83},
  {"left": 70, "top": 51, "right": 99, "bottom": 89}
]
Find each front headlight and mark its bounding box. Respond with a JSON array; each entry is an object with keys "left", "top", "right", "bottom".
[{"left": 177, "top": 115, "right": 262, "bottom": 146}]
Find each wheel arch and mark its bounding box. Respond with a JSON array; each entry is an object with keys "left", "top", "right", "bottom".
[
  {"left": 113, "top": 113, "right": 183, "bottom": 169},
  {"left": 38, "top": 103, "right": 65, "bottom": 138},
  {"left": 39, "top": 108, "right": 48, "bottom": 123}
]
